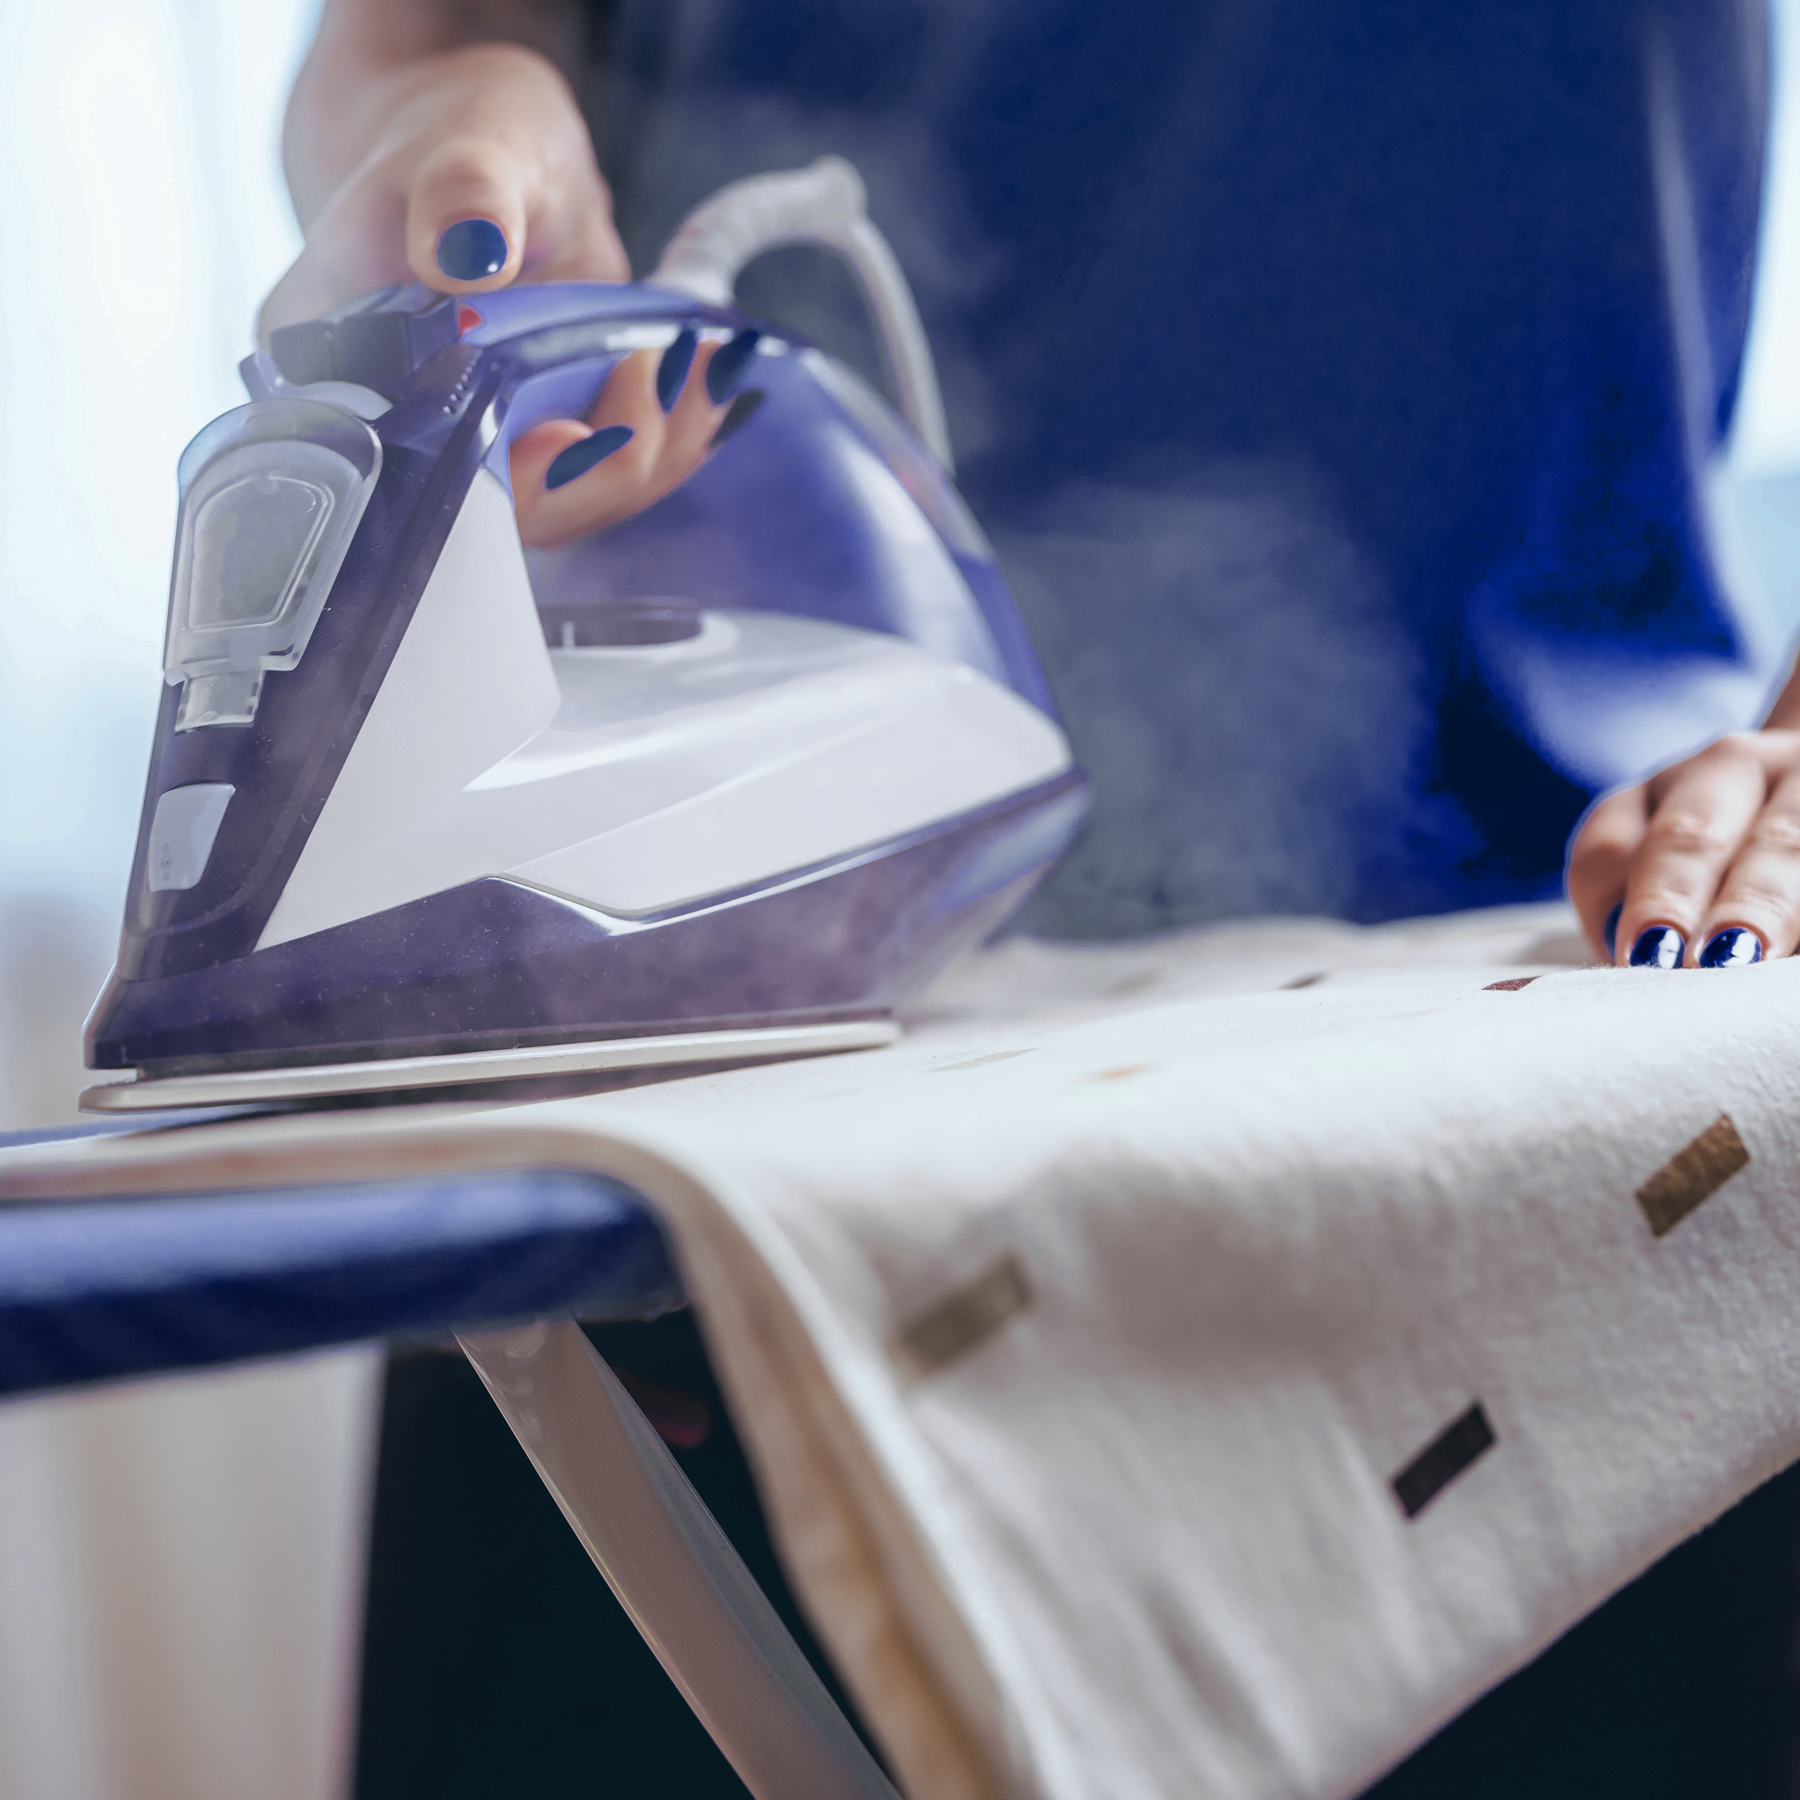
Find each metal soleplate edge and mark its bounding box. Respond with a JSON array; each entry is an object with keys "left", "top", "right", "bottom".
[{"left": 79, "top": 1019, "right": 901, "bottom": 1114}]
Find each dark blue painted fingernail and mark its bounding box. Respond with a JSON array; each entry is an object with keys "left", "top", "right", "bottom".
[
  {"left": 710, "top": 388, "right": 764, "bottom": 446},
  {"left": 705, "top": 328, "right": 762, "bottom": 404},
  {"left": 1628, "top": 925, "right": 1685, "bottom": 969},
  {"left": 1603, "top": 902, "right": 1622, "bottom": 960},
  {"left": 657, "top": 328, "right": 698, "bottom": 412},
  {"left": 436, "top": 218, "right": 508, "bottom": 282},
  {"left": 1697, "top": 926, "right": 1764, "bottom": 969},
  {"left": 544, "top": 424, "right": 634, "bottom": 490}
]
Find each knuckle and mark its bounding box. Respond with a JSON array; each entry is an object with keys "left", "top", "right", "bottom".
[
  {"left": 1626, "top": 880, "right": 1703, "bottom": 915},
  {"left": 416, "top": 142, "right": 513, "bottom": 204},
  {"left": 1642, "top": 812, "right": 1739, "bottom": 860},
  {"left": 1713, "top": 896, "right": 1786, "bottom": 934},
  {"left": 1716, "top": 864, "right": 1797, "bottom": 913},
  {"left": 1748, "top": 813, "right": 1800, "bottom": 857}
]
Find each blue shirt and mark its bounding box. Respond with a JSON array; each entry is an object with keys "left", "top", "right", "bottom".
[{"left": 586, "top": 0, "right": 1774, "bottom": 934}]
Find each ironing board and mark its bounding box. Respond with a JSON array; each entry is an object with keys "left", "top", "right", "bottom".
[
  {"left": 9, "top": 900, "right": 1800, "bottom": 1800},
  {"left": 0, "top": 1119, "right": 897, "bottom": 1800}
]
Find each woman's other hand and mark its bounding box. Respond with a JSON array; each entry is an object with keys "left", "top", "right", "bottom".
[{"left": 1568, "top": 728, "right": 1800, "bottom": 968}]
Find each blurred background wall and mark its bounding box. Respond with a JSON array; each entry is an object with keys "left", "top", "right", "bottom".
[{"left": 8, "top": 0, "right": 1800, "bottom": 1796}]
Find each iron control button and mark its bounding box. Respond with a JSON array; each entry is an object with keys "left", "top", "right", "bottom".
[{"left": 147, "top": 783, "right": 235, "bottom": 891}]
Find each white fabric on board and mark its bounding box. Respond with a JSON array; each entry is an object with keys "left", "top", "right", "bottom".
[{"left": 10, "top": 901, "right": 1800, "bottom": 1799}]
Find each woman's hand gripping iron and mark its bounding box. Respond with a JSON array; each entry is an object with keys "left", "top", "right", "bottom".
[{"left": 81, "top": 161, "right": 1086, "bottom": 1112}]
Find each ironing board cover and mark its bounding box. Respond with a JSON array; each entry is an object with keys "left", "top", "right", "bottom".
[
  {"left": 6, "top": 901, "right": 1800, "bottom": 1800},
  {"left": 0, "top": 1155, "right": 678, "bottom": 1396}
]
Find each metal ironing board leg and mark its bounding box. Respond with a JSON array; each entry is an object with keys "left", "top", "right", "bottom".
[{"left": 459, "top": 1320, "right": 901, "bottom": 1800}]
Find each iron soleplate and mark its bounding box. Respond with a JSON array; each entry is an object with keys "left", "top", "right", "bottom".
[{"left": 79, "top": 1019, "right": 899, "bottom": 1113}]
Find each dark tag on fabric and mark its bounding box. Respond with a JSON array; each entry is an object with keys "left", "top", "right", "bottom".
[
  {"left": 1392, "top": 1401, "right": 1496, "bottom": 1519},
  {"left": 896, "top": 1256, "right": 1031, "bottom": 1380}
]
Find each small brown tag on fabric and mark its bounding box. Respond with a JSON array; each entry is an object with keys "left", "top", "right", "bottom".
[
  {"left": 1635, "top": 1115, "right": 1749, "bottom": 1239},
  {"left": 1483, "top": 976, "right": 1538, "bottom": 992},
  {"left": 896, "top": 1256, "right": 1031, "bottom": 1380}
]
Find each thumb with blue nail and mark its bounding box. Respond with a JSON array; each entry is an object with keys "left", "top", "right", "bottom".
[{"left": 258, "top": 15, "right": 628, "bottom": 342}]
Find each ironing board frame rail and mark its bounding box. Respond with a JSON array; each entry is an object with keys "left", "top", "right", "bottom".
[{"left": 461, "top": 1321, "right": 900, "bottom": 1800}]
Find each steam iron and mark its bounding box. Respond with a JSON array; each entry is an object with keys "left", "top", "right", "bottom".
[{"left": 80, "top": 160, "right": 1085, "bottom": 1112}]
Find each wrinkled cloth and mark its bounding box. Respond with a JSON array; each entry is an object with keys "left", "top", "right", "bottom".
[{"left": 10, "top": 903, "right": 1800, "bottom": 1798}]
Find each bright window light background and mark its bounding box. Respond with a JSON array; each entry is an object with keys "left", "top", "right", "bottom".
[
  {"left": 0, "top": 0, "right": 317, "bottom": 1128},
  {"left": 8, "top": 6, "right": 1800, "bottom": 1130},
  {"left": 1734, "top": 0, "right": 1800, "bottom": 471},
  {"left": 0, "top": 25, "right": 368, "bottom": 1800}
]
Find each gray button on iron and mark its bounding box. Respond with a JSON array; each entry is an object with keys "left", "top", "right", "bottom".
[{"left": 147, "top": 783, "right": 235, "bottom": 892}]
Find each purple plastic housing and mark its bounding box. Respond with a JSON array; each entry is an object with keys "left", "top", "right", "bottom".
[{"left": 87, "top": 283, "right": 1083, "bottom": 1074}]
